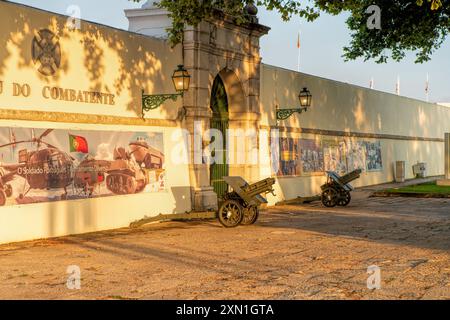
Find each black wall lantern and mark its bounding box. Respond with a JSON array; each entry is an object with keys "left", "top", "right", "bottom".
[
  {"left": 276, "top": 87, "right": 312, "bottom": 121},
  {"left": 142, "top": 65, "right": 191, "bottom": 116}
]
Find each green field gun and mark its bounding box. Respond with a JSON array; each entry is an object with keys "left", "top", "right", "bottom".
[{"left": 218, "top": 176, "right": 276, "bottom": 228}]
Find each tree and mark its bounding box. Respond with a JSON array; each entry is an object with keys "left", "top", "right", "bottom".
[{"left": 132, "top": 0, "right": 449, "bottom": 63}]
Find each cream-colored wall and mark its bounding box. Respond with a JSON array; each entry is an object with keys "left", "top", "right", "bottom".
[
  {"left": 1, "top": 2, "right": 449, "bottom": 243},
  {"left": 260, "top": 64, "right": 450, "bottom": 137},
  {"left": 0, "top": 1, "right": 183, "bottom": 119},
  {"left": 260, "top": 64, "right": 450, "bottom": 204},
  {"left": 0, "top": 119, "right": 192, "bottom": 244},
  {"left": 0, "top": 2, "right": 191, "bottom": 244}
]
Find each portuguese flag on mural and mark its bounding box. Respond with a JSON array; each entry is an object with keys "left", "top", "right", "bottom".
[{"left": 69, "top": 134, "right": 88, "bottom": 153}]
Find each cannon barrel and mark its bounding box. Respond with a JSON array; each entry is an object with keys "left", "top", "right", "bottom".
[
  {"left": 338, "top": 169, "right": 362, "bottom": 185},
  {"left": 241, "top": 177, "right": 276, "bottom": 198}
]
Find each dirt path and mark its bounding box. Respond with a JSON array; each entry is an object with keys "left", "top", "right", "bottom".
[{"left": 0, "top": 193, "right": 449, "bottom": 300}]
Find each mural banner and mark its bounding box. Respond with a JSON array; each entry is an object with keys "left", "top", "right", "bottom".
[
  {"left": 0, "top": 127, "right": 165, "bottom": 207},
  {"left": 299, "top": 139, "right": 324, "bottom": 176},
  {"left": 278, "top": 137, "right": 300, "bottom": 176},
  {"left": 322, "top": 139, "right": 347, "bottom": 174},
  {"left": 346, "top": 140, "right": 367, "bottom": 172},
  {"left": 277, "top": 137, "right": 324, "bottom": 177},
  {"left": 275, "top": 136, "right": 383, "bottom": 176},
  {"left": 364, "top": 141, "right": 383, "bottom": 171}
]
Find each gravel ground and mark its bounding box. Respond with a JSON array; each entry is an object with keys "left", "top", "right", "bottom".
[{"left": 0, "top": 191, "right": 449, "bottom": 300}]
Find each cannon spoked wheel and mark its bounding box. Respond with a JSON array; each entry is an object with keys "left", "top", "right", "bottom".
[
  {"left": 218, "top": 200, "right": 243, "bottom": 228},
  {"left": 337, "top": 191, "right": 351, "bottom": 207},
  {"left": 4, "top": 184, "right": 13, "bottom": 198},
  {"left": 0, "top": 190, "right": 6, "bottom": 206},
  {"left": 241, "top": 206, "right": 259, "bottom": 225},
  {"left": 321, "top": 187, "right": 338, "bottom": 207}
]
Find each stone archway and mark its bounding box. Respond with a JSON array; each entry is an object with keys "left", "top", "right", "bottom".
[
  {"left": 182, "top": 12, "right": 270, "bottom": 211},
  {"left": 217, "top": 69, "right": 247, "bottom": 114},
  {"left": 208, "top": 69, "right": 248, "bottom": 199}
]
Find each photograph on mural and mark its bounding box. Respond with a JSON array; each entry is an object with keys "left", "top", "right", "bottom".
[
  {"left": 299, "top": 139, "right": 324, "bottom": 175},
  {"left": 345, "top": 140, "right": 367, "bottom": 172},
  {"left": 364, "top": 141, "right": 383, "bottom": 171},
  {"left": 322, "top": 139, "right": 347, "bottom": 173},
  {"left": 275, "top": 137, "right": 383, "bottom": 176},
  {"left": 277, "top": 137, "right": 300, "bottom": 176},
  {"left": 0, "top": 127, "right": 165, "bottom": 207}
]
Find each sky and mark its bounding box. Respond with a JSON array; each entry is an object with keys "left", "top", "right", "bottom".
[{"left": 8, "top": 0, "right": 450, "bottom": 103}]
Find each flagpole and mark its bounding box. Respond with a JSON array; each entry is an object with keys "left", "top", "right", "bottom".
[
  {"left": 396, "top": 75, "right": 400, "bottom": 95},
  {"left": 426, "top": 73, "right": 429, "bottom": 102},
  {"left": 297, "top": 30, "right": 301, "bottom": 72}
]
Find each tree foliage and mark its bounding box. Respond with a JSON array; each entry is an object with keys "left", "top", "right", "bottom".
[{"left": 131, "top": 0, "right": 449, "bottom": 63}]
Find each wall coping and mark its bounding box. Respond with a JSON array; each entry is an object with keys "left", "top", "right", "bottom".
[
  {"left": 260, "top": 125, "right": 444, "bottom": 143},
  {"left": 0, "top": 108, "right": 178, "bottom": 128}
]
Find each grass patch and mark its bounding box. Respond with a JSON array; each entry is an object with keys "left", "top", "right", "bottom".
[{"left": 385, "top": 182, "right": 450, "bottom": 195}]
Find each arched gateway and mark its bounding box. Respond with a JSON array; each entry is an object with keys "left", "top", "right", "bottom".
[
  {"left": 182, "top": 11, "right": 270, "bottom": 210},
  {"left": 129, "top": 1, "right": 270, "bottom": 211},
  {"left": 209, "top": 75, "right": 229, "bottom": 198}
]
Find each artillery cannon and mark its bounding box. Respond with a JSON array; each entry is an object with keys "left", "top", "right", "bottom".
[
  {"left": 218, "top": 177, "right": 276, "bottom": 227},
  {"left": 130, "top": 176, "right": 276, "bottom": 229},
  {"left": 321, "top": 169, "right": 362, "bottom": 207}
]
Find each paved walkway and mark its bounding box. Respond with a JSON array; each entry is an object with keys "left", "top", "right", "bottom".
[{"left": 0, "top": 193, "right": 448, "bottom": 300}]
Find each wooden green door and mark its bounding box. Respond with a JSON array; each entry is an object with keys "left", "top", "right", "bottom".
[{"left": 210, "top": 76, "right": 229, "bottom": 199}]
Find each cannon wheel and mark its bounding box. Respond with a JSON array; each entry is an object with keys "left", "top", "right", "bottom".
[
  {"left": 337, "top": 191, "right": 351, "bottom": 207},
  {"left": 218, "top": 200, "right": 243, "bottom": 228},
  {"left": 4, "top": 184, "right": 13, "bottom": 198},
  {"left": 241, "top": 206, "right": 259, "bottom": 225},
  {"left": 321, "top": 187, "right": 338, "bottom": 207},
  {"left": 0, "top": 189, "right": 6, "bottom": 206}
]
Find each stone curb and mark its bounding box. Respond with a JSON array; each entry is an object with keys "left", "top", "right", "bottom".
[{"left": 371, "top": 191, "right": 450, "bottom": 199}]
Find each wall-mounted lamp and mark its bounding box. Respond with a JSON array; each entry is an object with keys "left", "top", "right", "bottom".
[
  {"left": 276, "top": 87, "right": 312, "bottom": 121},
  {"left": 142, "top": 64, "right": 191, "bottom": 116}
]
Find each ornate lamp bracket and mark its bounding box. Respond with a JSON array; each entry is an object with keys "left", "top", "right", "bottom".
[
  {"left": 141, "top": 90, "right": 183, "bottom": 117},
  {"left": 276, "top": 106, "right": 308, "bottom": 121}
]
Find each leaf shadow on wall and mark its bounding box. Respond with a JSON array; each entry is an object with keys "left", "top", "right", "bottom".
[{"left": 0, "top": 2, "right": 178, "bottom": 117}]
